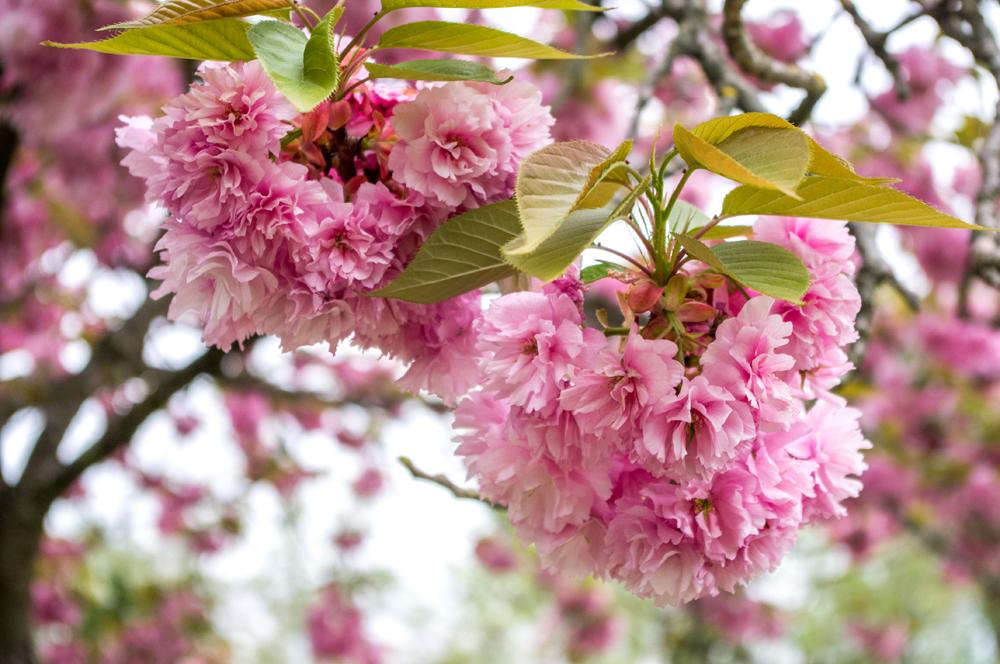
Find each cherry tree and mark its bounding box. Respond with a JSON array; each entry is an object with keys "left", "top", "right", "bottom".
[{"left": 4, "top": 0, "right": 1000, "bottom": 662}]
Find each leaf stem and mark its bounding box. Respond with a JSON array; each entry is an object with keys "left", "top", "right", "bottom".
[
  {"left": 692, "top": 214, "right": 733, "bottom": 240},
  {"left": 654, "top": 167, "right": 696, "bottom": 282},
  {"left": 590, "top": 243, "right": 654, "bottom": 279},
  {"left": 603, "top": 327, "right": 631, "bottom": 337},
  {"left": 288, "top": 1, "right": 316, "bottom": 29},
  {"left": 341, "top": 9, "right": 387, "bottom": 58}
]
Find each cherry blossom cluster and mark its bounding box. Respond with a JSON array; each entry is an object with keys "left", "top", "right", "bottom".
[
  {"left": 118, "top": 60, "right": 553, "bottom": 404},
  {"left": 455, "top": 217, "right": 870, "bottom": 605}
]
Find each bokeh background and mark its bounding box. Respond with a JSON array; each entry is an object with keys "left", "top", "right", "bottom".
[{"left": 4, "top": 0, "right": 1000, "bottom": 662}]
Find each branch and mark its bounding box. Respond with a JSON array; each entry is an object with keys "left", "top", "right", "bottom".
[
  {"left": 721, "top": 0, "right": 826, "bottom": 125},
  {"left": 669, "top": 0, "right": 765, "bottom": 115},
  {"left": 397, "top": 456, "right": 502, "bottom": 509},
  {"left": 927, "top": 1, "right": 1000, "bottom": 316},
  {"left": 17, "top": 295, "right": 170, "bottom": 493},
  {"left": 839, "top": 0, "right": 911, "bottom": 100},
  {"left": 32, "top": 346, "right": 227, "bottom": 511},
  {"left": 846, "top": 222, "right": 921, "bottom": 374},
  {"left": 613, "top": 0, "right": 685, "bottom": 50}
]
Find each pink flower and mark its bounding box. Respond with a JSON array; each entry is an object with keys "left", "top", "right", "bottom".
[
  {"left": 560, "top": 326, "right": 683, "bottom": 437},
  {"left": 779, "top": 399, "right": 870, "bottom": 521},
  {"left": 477, "top": 291, "right": 605, "bottom": 414},
  {"left": 388, "top": 79, "right": 553, "bottom": 208},
  {"left": 637, "top": 375, "right": 754, "bottom": 480},
  {"left": 178, "top": 61, "right": 296, "bottom": 155},
  {"left": 701, "top": 296, "right": 799, "bottom": 430},
  {"left": 308, "top": 586, "right": 383, "bottom": 664}
]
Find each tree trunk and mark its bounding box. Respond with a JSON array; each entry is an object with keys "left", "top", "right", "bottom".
[{"left": 0, "top": 492, "right": 43, "bottom": 664}]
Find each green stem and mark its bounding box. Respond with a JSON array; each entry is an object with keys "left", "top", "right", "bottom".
[
  {"left": 288, "top": 1, "right": 316, "bottom": 28},
  {"left": 341, "top": 9, "right": 387, "bottom": 58},
  {"left": 603, "top": 327, "right": 631, "bottom": 337},
  {"left": 654, "top": 167, "right": 696, "bottom": 282},
  {"left": 691, "top": 214, "right": 733, "bottom": 240}
]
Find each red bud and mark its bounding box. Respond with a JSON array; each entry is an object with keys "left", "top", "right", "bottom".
[
  {"left": 675, "top": 301, "right": 717, "bottom": 323},
  {"left": 628, "top": 282, "right": 664, "bottom": 313}
]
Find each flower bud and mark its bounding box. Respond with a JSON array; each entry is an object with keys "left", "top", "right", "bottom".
[
  {"left": 628, "top": 282, "right": 665, "bottom": 313},
  {"left": 675, "top": 301, "right": 717, "bottom": 323},
  {"left": 697, "top": 272, "right": 727, "bottom": 290},
  {"left": 663, "top": 275, "right": 689, "bottom": 311}
]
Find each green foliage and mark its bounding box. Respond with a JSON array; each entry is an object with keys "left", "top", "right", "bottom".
[
  {"left": 373, "top": 201, "right": 520, "bottom": 303},
  {"left": 380, "top": 0, "right": 605, "bottom": 11},
  {"left": 722, "top": 176, "right": 986, "bottom": 230},
  {"left": 672, "top": 235, "right": 810, "bottom": 303},
  {"left": 247, "top": 14, "right": 340, "bottom": 112},
  {"left": 43, "top": 19, "right": 257, "bottom": 60},
  {"left": 364, "top": 60, "right": 512, "bottom": 84},
  {"left": 101, "top": 0, "right": 291, "bottom": 30},
  {"left": 674, "top": 122, "right": 811, "bottom": 198},
  {"left": 376, "top": 21, "right": 595, "bottom": 59},
  {"left": 504, "top": 140, "right": 632, "bottom": 259},
  {"left": 581, "top": 261, "right": 628, "bottom": 283},
  {"left": 506, "top": 177, "right": 650, "bottom": 281}
]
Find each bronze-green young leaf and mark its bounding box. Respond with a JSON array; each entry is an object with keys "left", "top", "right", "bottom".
[
  {"left": 372, "top": 200, "right": 521, "bottom": 303},
  {"left": 101, "top": 0, "right": 291, "bottom": 29},
  {"left": 247, "top": 18, "right": 338, "bottom": 112},
  {"left": 376, "top": 21, "right": 598, "bottom": 59},
  {"left": 505, "top": 176, "right": 651, "bottom": 281},
  {"left": 364, "top": 60, "right": 512, "bottom": 84},
  {"left": 44, "top": 19, "right": 256, "bottom": 60},
  {"left": 685, "top": 113, "right": 897, "bottom": 185},
  {"left": 722, "top": 176, "right": 991, "bottom": 230},
  {"left": 671, "top": 235, "right": 809, "bottom": 304},
  {"left": 673, "top": 123, "right": 810, "bottom": 198},
  {"left": 381, "top": 0, "right": 605, "bottom": 11},
  {"left": 504, "top": 139, "right": 632, "bottom": 258}
]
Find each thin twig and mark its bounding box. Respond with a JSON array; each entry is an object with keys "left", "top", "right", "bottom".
[
  {"left": 846, "top": 222, "right": 920, "bottom": 375},
  {"left": 840, "top": 0, "right": 911, "bottom": 100},
  {"left": 398, "top": 457, "right": 502, "bottom": 509}
]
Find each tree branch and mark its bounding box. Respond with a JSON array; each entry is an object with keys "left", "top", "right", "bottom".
[
  {"left": 839, "top": 0, "right": 911, "bottom": 100},
  {"left": 721, "top": 0, "right": 826, "bottom": 125},
  {"left": 846, "top": 222, "right": 921, "bottom": 374},
  {"left": 33, "top": 346, "right": 227, "bottom": 511},
  {"left": 398, "top": 456, "right": 502, "bottom": 510},
  {"left": 669, "top": 0, "right": 765, "bottom": 116},
  {"left": 927, "top": 1, "right": 1000, "bottom": 316},
  {"left": 17, "top": 295, "right": 170, "bottom": 496}
]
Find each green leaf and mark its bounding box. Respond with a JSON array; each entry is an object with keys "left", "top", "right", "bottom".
[
  {"left": 580, "top": 262, "right": 626, "bottom": 283},
  {"left": 674, "top": 123, "right": 810, "bottom": 198},
  {"left": 505, "top": 176, "right": 651, "bottom": 281},
  {"left": 303, "top": 8, "right": 341, "bottom": 90},
  {"left": 376, "top": 21, "right": 595, "bottom": 59},
  {"left": 699, "top": 225, "right": 753, "bottom": 240},
  {"left": 381, "top": 0, "right": 604, "bottom": 11},
  {"left": 504, "top": 140, "right": 632, "bottom": 258},
  {"left": 684, "top": 113, "right": 897, "bottom": 185},
  {"left": 711, "top": 241, "right": 811, "bottom": 303},
  {"left": 247, "top": 19, "right": 338, "bottom": 112},
  {"left": 372, "top": 200, "right": 520, "bottom": 303},
  {"left": 44, "top": 19, "right": 256, "bottom": 60},
  {"left": 364, "top": 60, "right": 512, "bottom": 84},
  {"left": 101, "top": 0, "right": 291, "bottom": 29},
  {"left": 722, "top": 177, "right": 991, "bottom": 230},
  {"left": 668, "top": 200, "right": 711, "bottom": 234},
  {"left": 671, "top": 235, "right": 809, "bottom": 303}
]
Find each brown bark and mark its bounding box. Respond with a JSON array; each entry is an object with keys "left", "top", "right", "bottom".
[{"left": 0, "top": 492, "right": 42, "bottom": 664}]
